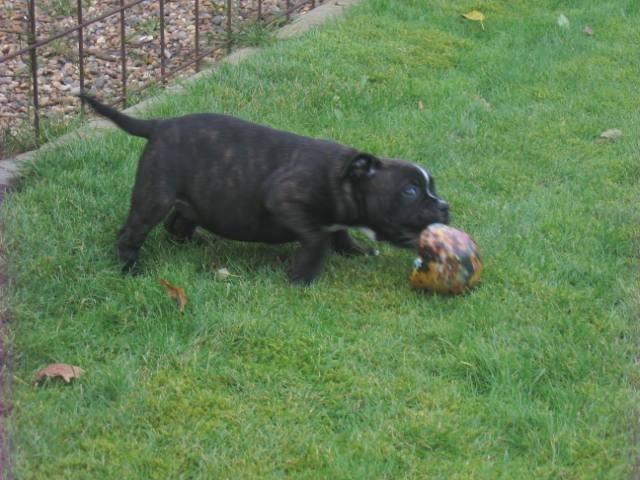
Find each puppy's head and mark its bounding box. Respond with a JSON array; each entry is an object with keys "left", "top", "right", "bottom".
[{"left": 344, "top": 154, "right": 449, "bottom": 248}]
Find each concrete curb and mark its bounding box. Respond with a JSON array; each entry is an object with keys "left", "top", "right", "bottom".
[{"left": 0, "top": 0, "right": 360, "bottom": 190}]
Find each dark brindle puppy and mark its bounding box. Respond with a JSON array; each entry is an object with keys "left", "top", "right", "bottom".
[{"left": 80, "top": 94, "right": 449, "bottom": 284}]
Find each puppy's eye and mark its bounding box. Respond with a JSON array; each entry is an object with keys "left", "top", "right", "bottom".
[{"left": 402, "top": 185, "right": 420, "bottom": 199}]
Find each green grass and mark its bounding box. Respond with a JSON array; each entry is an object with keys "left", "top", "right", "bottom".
[{"left": 3, "top": 0, "right": 640, "bottom": 477}]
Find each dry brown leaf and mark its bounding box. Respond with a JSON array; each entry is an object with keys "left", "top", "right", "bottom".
[
  {"left": 215, "top": 268, "right": 232, "bottom": 281},
  {"left": 214, "top": 267, "right": 242, "bottom": 281},
  {"left": 583, "top": 26, "right": 594, "bottom": 36},
  {"left": 462, "top": 10, "right": 485, "bottom": 30},
  {"left": 473, "top": 95, "right": 492, "bottom": 111},
  {"left": 418, "top": 100, "right": 425, "bottom": 111},
  {"left": 159, "top": 279, "right": 187, "bottom": 312},
  {"left": 598, "top": 128, "right": 623, "bottom": 141},
  {"left": 35, "top": 363, "right": 85, "bottom": 384},
  {"left": 463, "top": 10, "right": 485, "bottom": 21},
  {"left": 557, "top": 14, "right": 570, "bottom": 28}
]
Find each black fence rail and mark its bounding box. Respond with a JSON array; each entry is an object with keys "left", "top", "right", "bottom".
[{"left": 0, "top": 0, "right": 319, "bottom": 151}]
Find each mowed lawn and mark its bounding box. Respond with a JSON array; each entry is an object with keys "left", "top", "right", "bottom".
[{"left": 2, "top": 0, "right": 639, "bottom": 477}]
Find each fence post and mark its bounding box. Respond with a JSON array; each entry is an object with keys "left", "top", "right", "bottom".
[
  {"left": 194, "top": 0, "right": 200, "bottom": 72},
  {"left": 258, "top": 0, "right": 262, "bottom": 22},
  {"left": 226, "top": 0, "right": 232, "bottom": 54},
  {"left": 119, "top": 0, "right": 127, "bottom": 107},
  {"left": 27, "top": 0, "right": 40, "bottom": 145},
  {"left": 77, "top": 0, "right": 85, "bottom": 114},
  {"left": 159, "top": 0, "right": 166, "bottom": 84}
]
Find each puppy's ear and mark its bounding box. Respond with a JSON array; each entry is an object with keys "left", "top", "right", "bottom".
[{"left": 342, "top": 153, "right": 381, "bottom": 181}]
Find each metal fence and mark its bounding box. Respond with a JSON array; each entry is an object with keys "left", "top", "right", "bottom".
[{"left": 0, "top": 0, "right": 319, "bottom": 150}]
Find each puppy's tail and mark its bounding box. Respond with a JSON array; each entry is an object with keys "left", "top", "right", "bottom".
[{"left": 79, "top": 93, "right": 155, "bottom": 138}]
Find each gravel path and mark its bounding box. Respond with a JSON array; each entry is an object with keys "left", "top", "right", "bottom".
[{"left": 0, "top": 0, "right": 309, "bottom": 158}]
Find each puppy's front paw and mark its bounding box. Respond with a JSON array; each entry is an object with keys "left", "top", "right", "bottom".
[
  {"left": 288, "top": 268, "right": 317, "bottom": 286},
  {"left": 118, "top": 244, "right": 141, "bottom": 275},
  {"left": 119, "top": 252, "right": 143, "bottom": 275},
  {"left": 334, "top": 242, "right": 368, "bottom": 256}
]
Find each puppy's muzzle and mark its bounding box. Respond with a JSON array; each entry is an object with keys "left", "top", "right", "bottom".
[{"left": 437, "top": 199, "right": 450, "bottom": 224}]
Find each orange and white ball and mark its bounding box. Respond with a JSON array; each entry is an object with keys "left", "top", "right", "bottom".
[{"left": 409, "top": 224, "right": 482, "bottom": 294}]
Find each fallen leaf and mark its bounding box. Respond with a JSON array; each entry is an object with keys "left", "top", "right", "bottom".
[
  {"left": 473, "top": 95, "right": 491, "bottom": 111},
  {"left": 583, "top": 26, "right": 594, "bottom": 36},
  {"left": 35, "top": 364, "right": 85, "bottom": 384},
  {"left": 214, "top": 267, "right": 242, "bottom": 280},
  {"left": 557, "top": 14, "right": 570, "bottom": 28},
  {"left": 418, "top": 100, "right": 425, "bottom": 111},
  {"left": 215, "top": 268, "right": 232, "bottom": 281},
  {"left": 159, "top": 279, "right": 187, "bottom": 312},
  {"left": 598, "top": 128, "right": 623, "bottom": 142},
  {"left": 462, "top": 10, "right": 485, "bottom": 30}
]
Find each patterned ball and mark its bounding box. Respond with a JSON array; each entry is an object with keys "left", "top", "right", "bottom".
[{"left": 409, "top": 224, "right": 482, "bottom": 294}]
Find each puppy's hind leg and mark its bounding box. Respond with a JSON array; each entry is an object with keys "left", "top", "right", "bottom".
[
  {"left": 118, "top": 197, "right": 174, "bottom": 272},
  {"left": 118, "top": 151, "right": 176, "bottom": 272}
]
